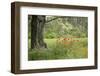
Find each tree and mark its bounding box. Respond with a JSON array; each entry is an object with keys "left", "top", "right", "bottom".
[{"left": 31, "top": 15, "right": 47, "bottom": 49}]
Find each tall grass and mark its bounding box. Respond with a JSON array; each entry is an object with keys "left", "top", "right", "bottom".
[{"left": 28, "top": 38, "right": 88, "bottom": 60}]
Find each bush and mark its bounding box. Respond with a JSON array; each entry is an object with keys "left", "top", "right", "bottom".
[{"left": 45, "top": 32, "right": 57, "bottom": 38}]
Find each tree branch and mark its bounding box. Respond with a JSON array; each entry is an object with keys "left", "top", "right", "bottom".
[{"left": 46, "top": 17, "right": 60, "bottom": 23}]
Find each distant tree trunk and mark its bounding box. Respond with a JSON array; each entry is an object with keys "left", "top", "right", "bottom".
[{"left": 31, "top": 15, "right": 47, "bottom": 49}]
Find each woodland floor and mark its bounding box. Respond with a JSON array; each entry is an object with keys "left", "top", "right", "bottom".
[{"left": 28, "top": 38, "right": 88, "bottom": 60}]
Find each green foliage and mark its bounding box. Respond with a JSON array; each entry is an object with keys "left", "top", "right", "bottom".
[
  {"left": 44, "top": 32, "right": 57, "bottom": 38},
  {"left": 44, "top": 16, "right": 88, "bottom": 39}
]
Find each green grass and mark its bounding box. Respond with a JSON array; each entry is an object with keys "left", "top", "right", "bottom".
[{"left": 28, "top": 38, "right": 88, "bottom": 60}]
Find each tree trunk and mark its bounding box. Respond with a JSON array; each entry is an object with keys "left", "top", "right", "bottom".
[{"left": 31, "top": 15, "right": 47, "bottom": 49}]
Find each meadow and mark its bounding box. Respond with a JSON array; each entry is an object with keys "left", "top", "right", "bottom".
[{"left": 28, "top": 38, "right": 88, "bottom": 60}]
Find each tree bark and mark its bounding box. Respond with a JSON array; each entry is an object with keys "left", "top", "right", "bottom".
[{"left": 31, "top": 15, "right": 47, "bottom": 49}]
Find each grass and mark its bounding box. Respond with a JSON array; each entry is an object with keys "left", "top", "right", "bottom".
[{"left": 28, "top": 38, "right": 88, "bottom": 60}]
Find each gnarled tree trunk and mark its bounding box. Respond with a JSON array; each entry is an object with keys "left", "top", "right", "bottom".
[{"left": 31, "top": 15, "right": 47, "bottom": 49}]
